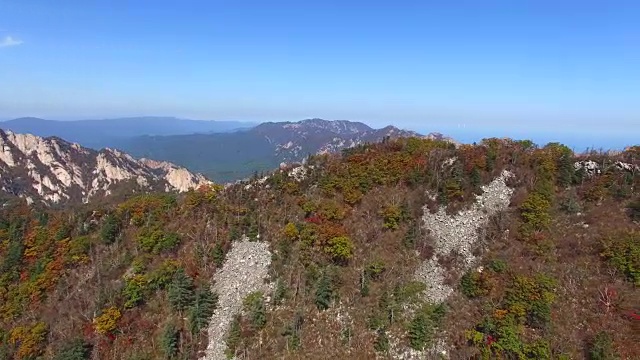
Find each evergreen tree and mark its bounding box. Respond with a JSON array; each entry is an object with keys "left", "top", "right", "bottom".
[
  {"left": 188, "top": 288, "right": 218, "bottom": 334},
  {"left": 373, "top": 328, "right": 390, "bottom": 353},
  {"left": 212, "top": 243, "right": 225, "bottom": 267},
  {"left": 53, "top": 339, "right": 92, "bottom": 360},
  {"left": 471, "top": 167, "right": 482, "bottom": 188},
  {"left": 224, "top": 316, "right": 242, "bottom": 359},
  {"left": 160, "top": 323, "right": 180, "bottom": 359},
  {"left": 407, "top": 311, "right": 433, "bottom": 350},
  {"left": 100, "top": 214, "right": 120, "bottom": 245},
  {"left": 243, "top": 292, "right": 267, "bottom": 329},
  {"left": 557, "top": 153, "right": 575, "bottom": 187},
  {"left": 314, "top": 270, "right": 334, "bottom": 310},
  {"left": 167, "top": 269, "right": 195, "bottom": 312},
  {"left": 272, "top": 278, "right": 287, "bottom": 306}
]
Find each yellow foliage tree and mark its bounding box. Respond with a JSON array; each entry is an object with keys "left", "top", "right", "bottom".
[
  {"left": 9, "top": 322, "right": 48, "bottom": 359},
  {"left": 283, "top": 222, "right": 299, "bottom": 241},
  {"left": 324, "top": 236, "right": 355, "bottom": 264},
  {"left": 93, "top": 306, "right": 122, "bottom": 335}
]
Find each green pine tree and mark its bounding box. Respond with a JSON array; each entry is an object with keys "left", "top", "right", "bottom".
[
  {"left": 225, "top": 316, "right": 242, "bottom": 359},
  {"left": 315, "top": 270, "right": 334, "bottom": 311},
  {"left": 188, "top": 287, "right": 218, "bottom": 334},
  {"left": 212, "top": 243, "right": 225, "bottom": 267},
  {"left": 407, "top": 311, "right": 433, "bottom": 350},
  {"left": 167, "top": 269, "right": 195, "bottom": 312},
  {"left": 243, "top": 292, "right": 267, "bottom": 329},
  {"left": 100, "top": 214, "right": 120, "bottom": 244},
  {"left": 53, "top": 339, "right": 92, "bottom": 360},
  {"left": 159, "top": 323, "right": 180, "bottom": 359}
]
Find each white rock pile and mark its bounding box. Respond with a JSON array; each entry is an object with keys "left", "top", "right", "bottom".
[
  {"left": 415, "top": 170, "right": 514, "bottom": 304},
  {"left": 201, "top": 237, "right": 272, "bottom": 360}
]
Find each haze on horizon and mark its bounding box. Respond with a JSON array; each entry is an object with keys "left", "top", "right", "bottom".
[{"left": 1, "top": 1, "right": 638, "bottom": 149}]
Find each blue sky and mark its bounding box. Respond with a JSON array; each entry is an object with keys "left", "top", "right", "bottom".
[{"left": 0, "top": 1, "right": 638, "bottom": 148}]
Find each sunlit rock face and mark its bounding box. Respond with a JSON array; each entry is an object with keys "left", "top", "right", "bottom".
[{"left": 0, "top": 129, "right": 210, "bottom": 204}]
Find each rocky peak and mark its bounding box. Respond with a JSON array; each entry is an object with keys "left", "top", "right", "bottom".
[
  {"left": 251, "top": 119, "right": 437, "bottom": 163},
  {"left": 297, "top": 118, "right": 372, "bottom": 134},
  {"left": 0, "top": 129, "right": 210, "bottom": 205}
]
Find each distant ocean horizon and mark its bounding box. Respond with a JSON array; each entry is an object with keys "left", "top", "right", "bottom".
[{"left": 421, "top": 127, "right": 637, "bottom": 152}]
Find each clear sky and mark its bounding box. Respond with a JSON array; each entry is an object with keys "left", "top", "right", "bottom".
[{"left": 1, "top": 1, "right": 638, "bottom": 148}]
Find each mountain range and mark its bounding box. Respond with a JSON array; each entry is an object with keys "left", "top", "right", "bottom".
[
  {"left": 111, "top": 118, "right": 452, "bottom": 182},
  {"left": 0, "top": 117, "right": 255, "bottom": 150},
  {"left": 1, "top": 117, "right": 454, "bottom": 183}
]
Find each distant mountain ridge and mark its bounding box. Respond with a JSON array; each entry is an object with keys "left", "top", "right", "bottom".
[
  {"left": 118, "top": 118, "right": 455, "bottom": 182},
  {"left": 0, "top": 129, "right": 210, "bottom": 205},
  {"left": 0, "top": 117, "right": 256, "bottom": 149}
]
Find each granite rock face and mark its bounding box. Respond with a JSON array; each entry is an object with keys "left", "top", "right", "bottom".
[{"left": 0, "top": 129, "right": 210, "bottom": 204}]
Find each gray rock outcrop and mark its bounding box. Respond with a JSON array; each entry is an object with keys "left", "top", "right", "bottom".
[
  {"left": 415, "top": 170, "right": 514, "bottom": 304},
  {"left": 201, "top": 237, "right": 272, "bottom": 360}
]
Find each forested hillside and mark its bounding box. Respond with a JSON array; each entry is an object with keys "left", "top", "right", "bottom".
[{"left": 0, "top": 137, "right": 638, "bottom": 360}]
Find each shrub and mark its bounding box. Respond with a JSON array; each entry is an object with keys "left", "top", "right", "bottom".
[
  {"left": 488, "top": 259, "right": 508, "bottom": 273},
  {"left": 123, "top": 274, "right": 148, "bottom": 308},
  {"left": 627, "top": 198, "right": 640, "bottom": 222},
  {"left": 407, "top": 304, "right": 445, "bottom": 350},
  {"left": 393, "top": 281, "right": 427, "bottom": 305},
  {"left": 381, "top": 205, "right": 402, "bottom": 230},
  {"left": 589, "top": 331, "right": 619, "bottom": 360},
  {"left": 600, "top": 231, "right": 640, "bottom": 285},
  {"left": 243, "top": 291, "right": 267, "bottom": 329},
  {"left": 93, "top": 307, "right": 121, "bottom": 335},
  {"left": 147, "top": 260, "right": 179, "bottom": 290},
  {"left": 343, "top": 185, "right": 363, "bottom": 205},
  {"left": 365, "top": 260, "right": 386, "bottom": 280},
  {"left": 373, "top": 328, "right": 390, "bottom": 353},
  {"left": 520, "top": 192, "right": 552, "bottom": 233},
  {"left": 281, "top": 312, "right": 304, "bottom": 351},
  {"left": 324, "top": 236, "right": 354, "bottom": 264},
  {"left": 283, "top": 222, "right": 299, "bottom": 241},
  {"left": 460, "top": 271, "right": 491, "bottom": 298},
  {"left": 524, "top": 339, "right": 552, "bottom": 359},
  {"left": 54, "top": 339, "right": 92, "bottom": 360},
  {"left": 137, "top": 227, "right": 181, "bottom": 254},
  {"left": 9, "top": 322, "right": 49, "bottom": 360},
  {"left": 318, "top": 200, "right": 346, "bottom": 221},
  {"left": 505, "top": 274, "right": 555, "bottom": 329},
  {"left": 560, "top": 192, "right": 583, "bottom": 214},
  {"left": 67, "top": 235, "right": 91, "bottom": 265}
]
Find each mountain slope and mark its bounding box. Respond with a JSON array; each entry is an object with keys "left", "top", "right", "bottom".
[
  {"left": 0, "top": 129, "right": 210, "bottom": 205},
  {"left": 0, "top": 137, "right": 638, "bottom": 360},
  {"left": 119, "top": 118, "right": 453, "bottom": 182},
  {"left": 0, "top": 117, "right": 255, "bottom": 149}
]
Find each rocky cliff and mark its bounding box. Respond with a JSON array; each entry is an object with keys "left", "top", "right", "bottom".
[{"left": 0, "top": 129, "right": 210, "bottom": 204}]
